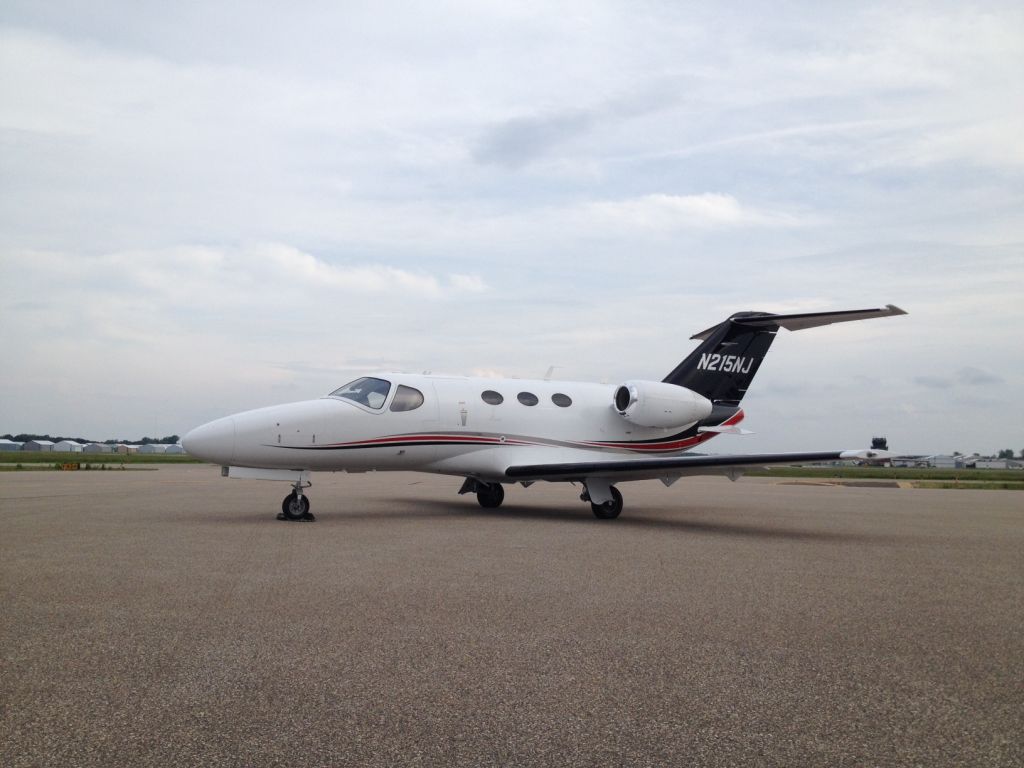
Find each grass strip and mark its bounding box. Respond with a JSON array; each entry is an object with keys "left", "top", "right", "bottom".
[{"left": 912, "top": 480, "right": 1024, "bottom": 491}]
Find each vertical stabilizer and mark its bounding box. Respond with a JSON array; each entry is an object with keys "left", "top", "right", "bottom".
[{"left": 663, "top": 305, "right": 907, "bottom": 404}]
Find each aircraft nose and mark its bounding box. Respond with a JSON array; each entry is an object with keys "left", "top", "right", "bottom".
[{"left": 182, "top": 417, "right": 236, "bottom": 464}]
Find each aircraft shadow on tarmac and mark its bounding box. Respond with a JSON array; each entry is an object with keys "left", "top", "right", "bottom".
[
  {"left": 396, "top": 499, "right": 891, "bottom": 542},
  {"left": 201, "top": 497, "right": 889, "bottom": 544}
]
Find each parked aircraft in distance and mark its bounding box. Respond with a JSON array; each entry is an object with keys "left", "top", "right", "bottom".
[{"left": 183, "top": 305, "right": 906, "bottom": 521}]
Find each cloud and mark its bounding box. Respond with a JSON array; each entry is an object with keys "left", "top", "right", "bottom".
[
  {"left": 579, "top": 193, "right": 804, "bottom": 231},
  {"left": 474, "top": 111, "right": 595, "bottom": 168},
  {"left": 913, "top": 375, "right": 952, "bottom": 390},
  {"left": 0, "top": 242, "right": 492, "bottom": 385},
  {"left": 471, "top": 85, "right": 680, "bottom": 169},
  {"left": 956, "top": 366, "right": 1003, "bottom": 386},
  {"left": 448, "top": 274, "right": 489, "bottom": 293},
  {"left": 259, "top": 245, "right": 448, "bottom": 296},
  {"left": 3, "top": 244, "right": 487, "bottom": 304},
  {"left": 914, "top": 367, "right": 1003, "bottom": 389}
]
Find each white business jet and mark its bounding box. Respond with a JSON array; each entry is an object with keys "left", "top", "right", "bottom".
[{"left": 182, "top": 305, "right": 906, "bottom": 521}]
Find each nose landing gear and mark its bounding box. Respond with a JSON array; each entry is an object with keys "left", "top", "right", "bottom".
[{"left": 278, "top": 479, "right": 315, "bottom": 521}]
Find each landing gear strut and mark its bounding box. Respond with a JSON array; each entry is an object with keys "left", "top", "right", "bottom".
[{"left": 278, "top": 479, "right": 314, "bottom": 521}]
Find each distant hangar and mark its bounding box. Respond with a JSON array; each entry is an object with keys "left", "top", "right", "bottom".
[{"left": 0, "top": 441, "right": 184, "bottom": 454}]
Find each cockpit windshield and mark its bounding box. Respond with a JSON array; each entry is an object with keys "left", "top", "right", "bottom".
[{"left": 328, "top": 377, "right": 392, "bottom": 410}]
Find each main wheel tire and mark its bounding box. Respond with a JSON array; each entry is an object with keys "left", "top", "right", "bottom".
[
  {"left": 476, "top": 483, "right": 505, "bottom": 509},
  {"left": 282, "top": 492, "right": 311, "bottom": 521},
  {"left": 591, "top": 486, "right": 623, "bottom": 520}
]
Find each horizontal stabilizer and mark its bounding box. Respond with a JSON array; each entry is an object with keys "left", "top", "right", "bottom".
[{"left": 691, "top": 305, "right": 906, "bottom": 340}]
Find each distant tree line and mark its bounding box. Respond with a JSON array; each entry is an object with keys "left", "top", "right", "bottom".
[{"left": 2, "top": 433, "right": 180, "bottom": 445}]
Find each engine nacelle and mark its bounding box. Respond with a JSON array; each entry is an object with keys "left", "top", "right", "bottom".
[{"left": 613, "top": 380, "right": 713, "bottom": 429}]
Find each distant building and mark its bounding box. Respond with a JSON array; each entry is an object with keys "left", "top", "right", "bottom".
[
  {"left": 164, "top": 444, "right": 185, "bottom": 455},
  {"left": 114, "top": 444, "right": 140, "bottom": 455},
  {"left": 83, "top": 443, "right": 114, "bottom": 453},
  {"left": 138, "top": 444, "right": 170, "bottom": 454},
  {"left": 53, "top": 440, "right": 84, "bottom": 452},
  {"left": 23, "top": 440, "right": 55, "bottom": 452},
  {"left": 929, "top": 455, "right": 964, "bottom": 469},
  {"left": 892, "top": 456, "right": 928, "bottom": 468},
  {"left": 0, "top": 439, "right": 23, "bottom": 451},
  {"left": 976, "top": 459, "right": 1011, "bottom": 470}
]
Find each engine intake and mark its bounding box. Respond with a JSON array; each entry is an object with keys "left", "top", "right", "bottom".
[{"left": 614, "top": 380, "right": 713, "bottom": 429}]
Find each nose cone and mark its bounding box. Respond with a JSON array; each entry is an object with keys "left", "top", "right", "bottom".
[{"left": 182, "top": 417, "right": 236, "bottom": 464}]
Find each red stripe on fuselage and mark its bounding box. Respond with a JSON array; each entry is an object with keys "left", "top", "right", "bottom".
[
  {"left": 318, "top": 434, "right": 532, "bottom": 449},
  {"left": 582, "top": 409, "right": 745, "bottom": 453}
]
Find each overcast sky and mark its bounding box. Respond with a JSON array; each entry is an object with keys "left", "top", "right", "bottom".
[{"left": 1, "top": 1, "right": 1021, "bottom": 453}]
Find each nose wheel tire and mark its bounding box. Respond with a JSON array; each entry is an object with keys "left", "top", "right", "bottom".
[
  {"left": 591, "top": 486, "right": 623, "bottom": 520},
  {"left": 476, "top": 483, "right": 505, "bottom": 509},
  {"left": 279, "top": 491, "right": 314, "bottom": 521}
]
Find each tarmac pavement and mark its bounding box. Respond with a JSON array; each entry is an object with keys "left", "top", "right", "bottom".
[{"left": 1, "top": 466, "right": 1022, "bottom": 767}]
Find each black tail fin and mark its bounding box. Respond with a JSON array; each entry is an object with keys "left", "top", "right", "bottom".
[{"left": 663, "top": 305, "right": 907, "bottom": 405}]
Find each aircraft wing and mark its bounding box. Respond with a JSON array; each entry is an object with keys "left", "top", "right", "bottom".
[{"left": 504, "top": 449, "right": 888, "bottom": 483}]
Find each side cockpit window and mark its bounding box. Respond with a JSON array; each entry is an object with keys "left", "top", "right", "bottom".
[
  {"left": 329, "top": 377, "right": 392, "bottom": 409},
  {"left": 390, "top": 385, "right": 425, "bottom": 412}
]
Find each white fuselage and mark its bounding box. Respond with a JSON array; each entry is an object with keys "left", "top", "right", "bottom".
[{"left": 183, "top": 373, "right": 737, "bottom": 481}]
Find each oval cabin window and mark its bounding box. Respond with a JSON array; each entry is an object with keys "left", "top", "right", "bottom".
[
  {"left": 481, "top": 390, "right": 504, "bottom": 405},
  {"left": 517, "top": 392, "right": 539, "bottom": 406},
  {"left": 551, "top": 393, "right": 572, "bottom": 407}
]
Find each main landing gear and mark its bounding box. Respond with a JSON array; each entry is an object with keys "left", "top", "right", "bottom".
[
  {"left": 476, "top": 482, "right": 505, "bottom": 509},
  {"left": 581, "top": 484, "right": 624, "bottom": 520},
  {"left": 458, "top": 478, "right": 505, "bottom": 509},
  {"left": 459, "top": 477, "right": 624, "bottom": 519},
  {"left": 278, "top": 479, "right": 315, "bottom": 522}
]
